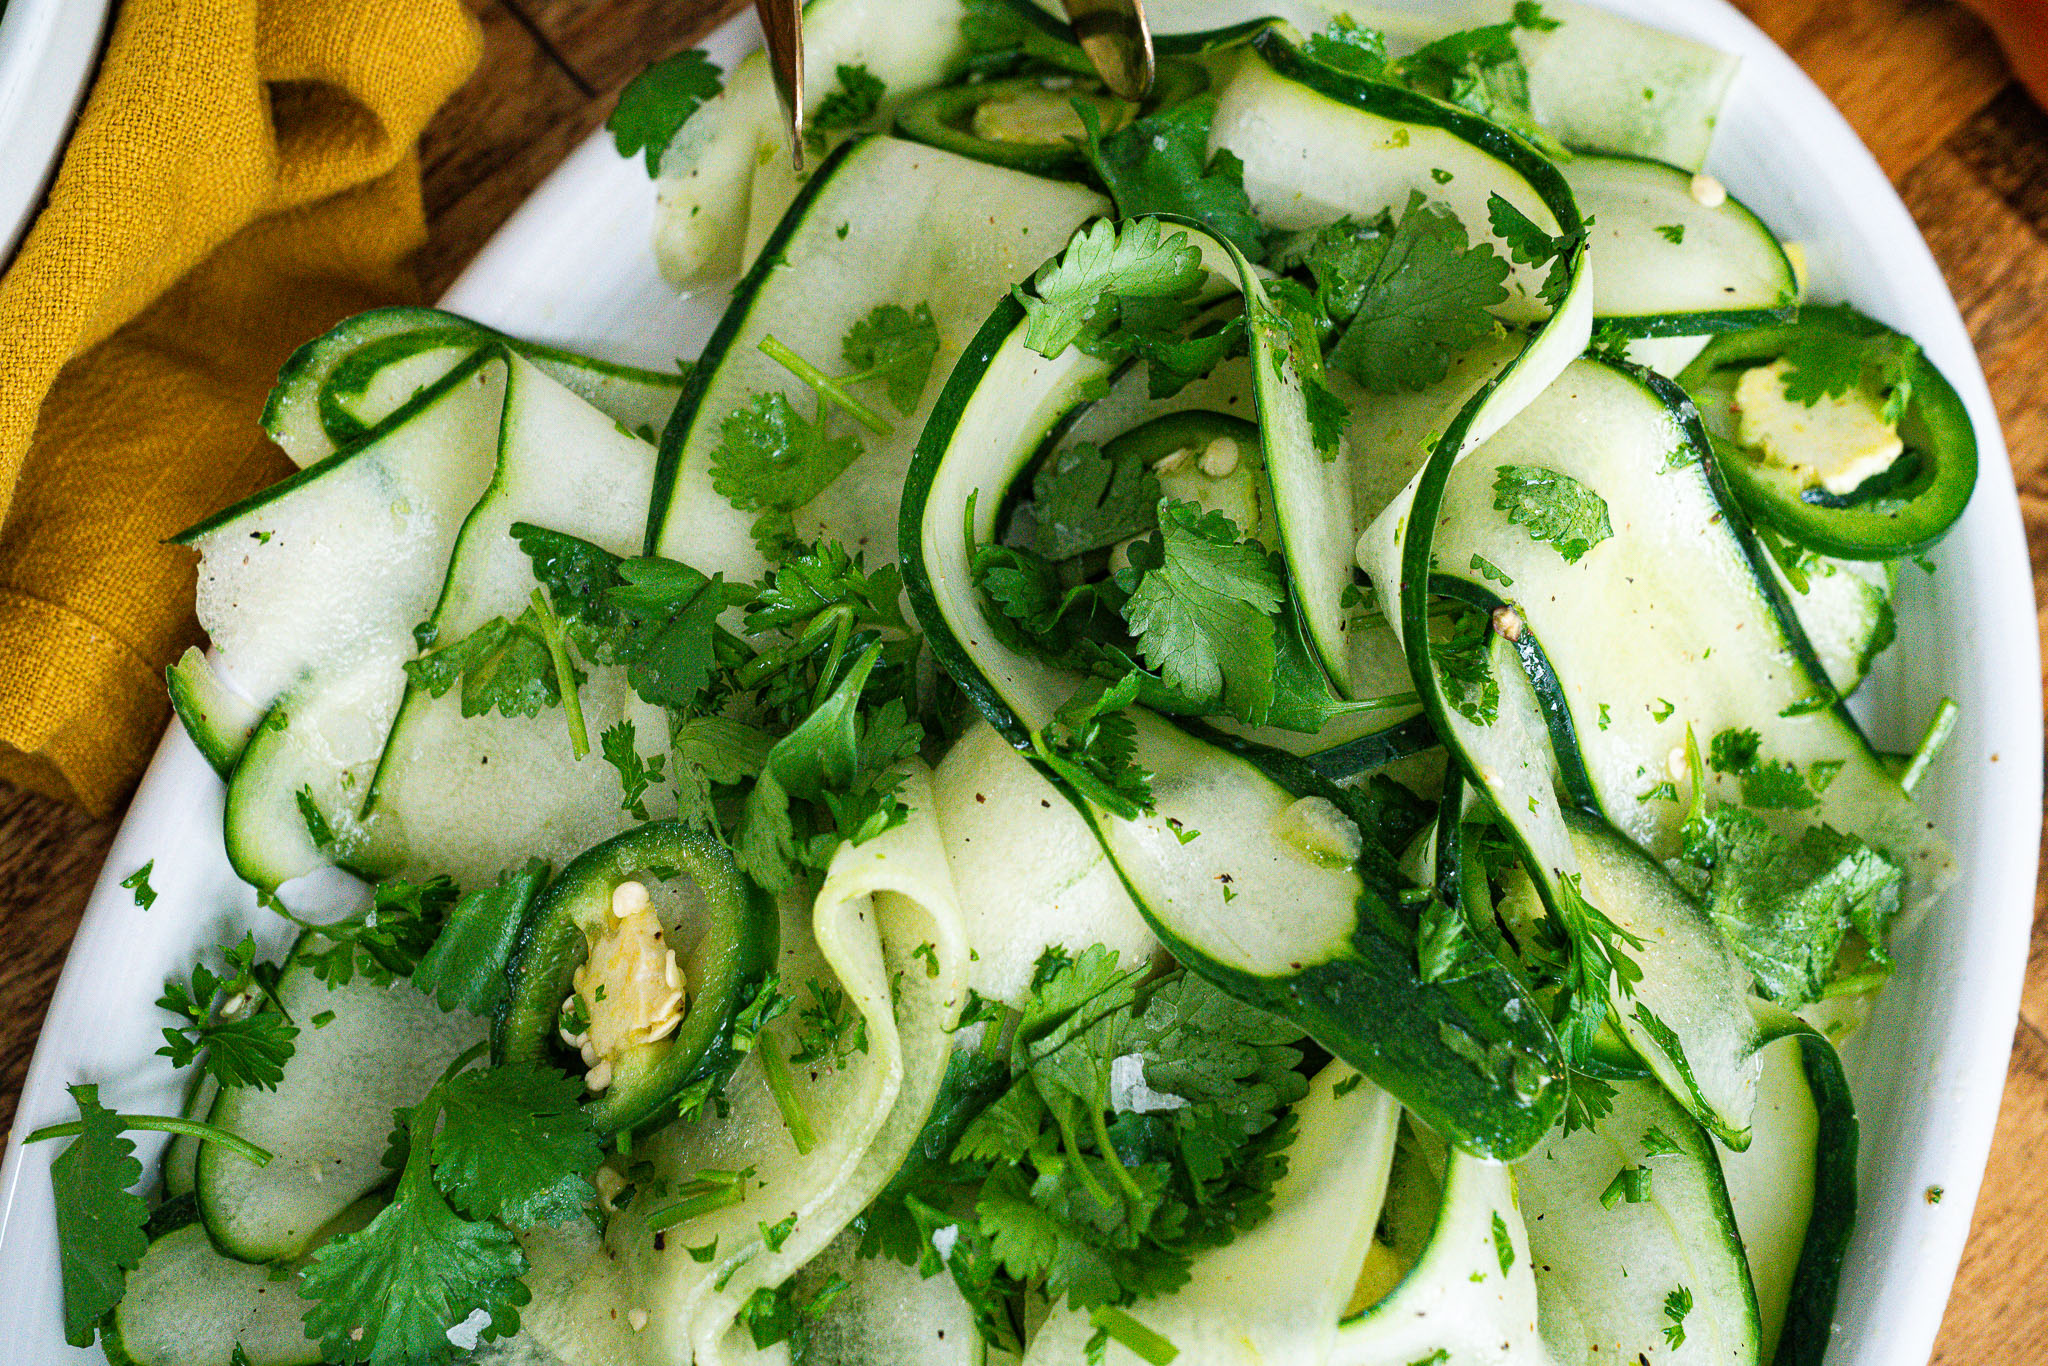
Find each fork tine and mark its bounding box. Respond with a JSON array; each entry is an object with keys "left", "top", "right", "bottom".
[
  {"left": 1059, "top": 0, "right": 1156, "bottom": 103},
  {"left": 754, "top": 0, "right": 806, "bottom": 171}
]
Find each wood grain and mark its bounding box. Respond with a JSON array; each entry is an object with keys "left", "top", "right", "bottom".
[{"left": 1, "top": 0, "right": 2043, "bottom": 1357}]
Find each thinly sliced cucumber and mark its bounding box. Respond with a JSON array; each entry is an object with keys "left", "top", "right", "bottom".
[
  {"left": 1720, "top": 1009, "right": 1857, "bottom": 1366},
  {"left": 785, "top": 1230, "right": 985, "bottom": 1365},
  {"left": 166, "top": 648, "right": 261, "bottom": 779},
  {"left": 1330, "top": 1123, "right": 1548, "bottom": 1366},
  {"left": 930, "top": 719, "right": 1158, "bottom": 1007},
  {"left": 1211, "top": 31, "right": 1589, "bottom": 696},
  {"left": 650, "top": 134, "right": 1103, "bottom": 582},
  {"left": 1418, "top": 357, "right": 1949, "bottom": 913},
  {"left": 196, "top": 935, "right": 484, "bottom": 1262},
  {"left": 197, "top": 354, "right": 511, "bottom": 887},
  {"left": 1017, "top": 0, "right": 1739, "bottom": 169},
  {"left": 102, "top": 1196, "right": 377, "bottom": 1366},
  {"left": 265, "top": 306, "right": 690, "bottom": 467},
  {"left": 902, "top": 247, "right": 1564, "bottom": 1159},
  {"left": 181, "top": 350, "right": 505, "bottom": 713},
  {"left": 321, "top": 322, "right": 687, "bottom": 458},
  {"left": 261, "top": 306, "right": 454, "bottom": 464},
  {"left": 1562, "top": 153, "right": 1797, "bottom": 337},
  {"left": 1024, "top": 1063, "right": 1402, "bottom": 1365},
  {"left": 360, "top": 354, "right": 668, "bottom": 884},
  {"left": 1775, "top": 555, "right": 1894, "bottom": 697},
  {"left": 1517, "top": 1078, "right": 1762, "bottom": 1366},
  {"left": 651, "top": 0, "right": 974, "bottom": 285},
  {"left": 1562, "top": 806, "right": 1766, "bottom": 1147}
]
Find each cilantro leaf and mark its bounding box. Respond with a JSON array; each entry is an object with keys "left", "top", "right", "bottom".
[
  {"left": 1073, "top": 97, "right": 1267, "bottom": 260},
  {"left": 1679, "top": 803, "right": 1902, "bottom": 1004},
  {"left": 48, "top": 1085, "right": 148, "bottom": 1347},
  {"left": 1430, "top": 601, "right": 1500, "bottom": 727},
  {"left": 300, "top": 1058, "right": 598, "bottom": 1361},
  {"left": 405, "top": 610, "right": 562, "bottom": 720},
  {"left": 1491, "top": 464, "right": 1613, "bottom": 563},
  {"left": 608, "top": 557, "right": 729, "bottom": 707},
  {"left": 1327, "top": 196, "right": 1510, "bottom": 394},
  {"left": 1032, "top": 441, "right": 1161, "bottom": 560},
  {"left": 295, "top": 877, "right": 460, "bottom": 989},
  {"left": 709, "top": 390, "right": 863, "bottom": 524},
  {"left": 1389, "top": 17, "right": 1566, "bottom": 159},
  {"left": 299, "top": 1185, "right": 528, "bottom": 1365},
  {"left": 1034, "top": 674, "right": 1154, "bottom": 818},
  {"left": 609, "top": 50, "right": 724, "bottom": 176},
  {"left": 1019, "top": 217, "right": 1205, "bottom": 360},
  {"left": 1778, "top": 305, "right": 1921, "bottom": 421},
  {"left": 600, "top": 718, "right": 667, "bottom": 820},
  {"left": 120, "top": 861, "right": 156, "bottom": 909},
  {"left": 156, "top": 933, "right": 298, "bottom": 1090},
  {"left": 840, "top": 302, "right": 940, "bottom": 415},
  {"left": 735, "top": 643, "right": 922, "bottom": 890},
  {"left": 811, "top": 63, "right": 885, "bottom": 133},
  {"left": 1302, "top": 16, "right": 1388, "bottom": 78},
  {"left": 1486, "top": 192, "right": 1579, "bottom": 308},
  {"left": 1121, "top": 501, "right": 1285, "bottom": 723},
  {"left": 429, "top": 1063, "right": 601, "bottom": 1228},
  {"left": 412, "top": 860, "right": 550, "bottom": 1016},
  {"left": 513, "top": 523, "right": 739, "bottom": 712},
  {"left": 931, "top": 962, "right": 1305, "bottom": 1319}
]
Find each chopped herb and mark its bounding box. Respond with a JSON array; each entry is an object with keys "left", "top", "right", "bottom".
[
  {"left": 1491, "top": 464, "right": 1613, "bottom": 563},
  {"left": 608, "top": 50, "right": 724, "bottom": 176},
  {"left": 120, "top": 861, "right": 157, "bottom": 909}
]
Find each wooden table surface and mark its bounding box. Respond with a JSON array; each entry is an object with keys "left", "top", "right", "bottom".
[{"left": 0, "top": 0, "right": 2042, "bottom": 1358}]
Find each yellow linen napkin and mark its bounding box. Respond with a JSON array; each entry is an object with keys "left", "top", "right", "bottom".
[{"left": 0, "top": 0, "right": 481, "bottom": 814}]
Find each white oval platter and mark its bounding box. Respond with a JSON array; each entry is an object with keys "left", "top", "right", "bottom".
[{"left": 0, "top": 2, "right": 2036, "bottom": 1362}]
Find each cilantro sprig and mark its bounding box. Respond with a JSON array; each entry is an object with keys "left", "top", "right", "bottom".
[
  {"left": 30, "top": 1085, "right": 273, "bottom": 1347},
  {"left": 298, "top": 1051, "right": 601, "bottom": 1364},
  {"left": 1307, "top": 196, "right": 1512, "bottom": 395},
  {"left": 156, "top": 932, "right": 298, "bottom": 1090},
  {"left": 861, "top": 949, "right": 1307, "bottom": 1349}
]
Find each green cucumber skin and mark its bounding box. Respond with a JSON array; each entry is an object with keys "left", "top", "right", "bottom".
[
  {"left": 497, "top": 821, "right": 779, "bottom": 1138},
  {"left": 1679, "top": 315, "right": 1978, "bottom": 559},
  {"left": 1302, "top": 712, "right": 1439, "bottom": 782},
  {"left": 165, "top": 652, "right": 257, "bottom": 781},
  {"left": 1253, "top": 29, "right": 1588, "bottom": 244},
  {"left": 174, "top": 348, "right": 499, "bottom": 546},
  {"left": 1759, "top": 1014, "right": 1859, "bottom": 1366},
  {"left": 646, "top": 134, "right": 874, "bottom": 558}
]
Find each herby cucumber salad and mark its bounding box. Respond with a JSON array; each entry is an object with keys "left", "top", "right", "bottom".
[{"left": 33, "top": 3, "right": 1977, "bottom": 1364}]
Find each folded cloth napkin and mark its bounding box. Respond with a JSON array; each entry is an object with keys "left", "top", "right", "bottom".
[{"left": 0, "top": 0, "right": 480, "bottom": 814}]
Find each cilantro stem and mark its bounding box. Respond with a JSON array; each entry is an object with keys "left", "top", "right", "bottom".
[
  {"left": 1089, "top": 1306, "right": 1179, "bottom": 1364},
  {"left": 1899, "top": 697, "right": 1958, "bottom": 794},
  {"left": 1049, "top": 1096, "right": 1115, "bottom": 1209},
  {"left": 646, "top": 1179, "right": 748, "bottom": 1231},
  {"left": 26, "top": 1115, "right": 272, "bottom": 1168},
  {"left": 757, "top": 1042, "right": 818, "bottom": 1156},
  {"left": 1821, "top": 966, "right": 1893, "bottom": 998},
  {"left": 1088, "top": 1099, "right": 1145, "bottom": 1205},
  {"left": 757, "top": 336, "right": 893, "bottom": 436},
  {"left": 529, "top": 589, "right": 590, "bottom": 759},
  {"left": 810, "top": 609, "right": 856, "bottom": 712}
]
